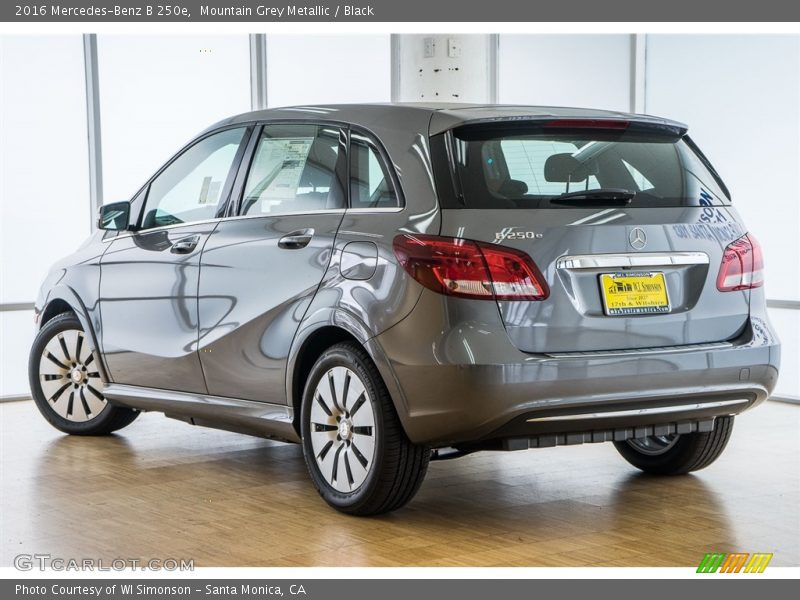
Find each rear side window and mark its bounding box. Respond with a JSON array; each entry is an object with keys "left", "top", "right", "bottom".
[
  {"left": 240, "top": 124, "right": 345, "bottom": 216},
  {"left": 349, "top": 132, "right": 400, "bottom": 209},
  {"left": 440, "top": 124, "right": 730, "bottom": 209}
]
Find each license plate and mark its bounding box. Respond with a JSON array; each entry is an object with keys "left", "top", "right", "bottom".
[{"left": 599, "top": 272, "right": 670, "bottom": 316}]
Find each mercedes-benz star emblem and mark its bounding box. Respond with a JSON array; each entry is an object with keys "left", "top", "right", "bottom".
[{"left": 629, "top": 227, "right": 647, "bottom": 250}]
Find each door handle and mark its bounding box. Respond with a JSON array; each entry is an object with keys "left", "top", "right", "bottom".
[
  {"left": 278, "top": 229, "right": 314, "bottom": 250},
  {"left": 171, "top": 235, "right": 200, "bottom": 254}
]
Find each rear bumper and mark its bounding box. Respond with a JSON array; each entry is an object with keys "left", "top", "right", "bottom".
[{"left": 370, "top": 290, "right": 780, "bottom": 447}]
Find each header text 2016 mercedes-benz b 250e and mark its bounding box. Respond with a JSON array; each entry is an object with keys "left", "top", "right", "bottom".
[{"left": 30, "top": 104, "right": 780, "bottom": 515}]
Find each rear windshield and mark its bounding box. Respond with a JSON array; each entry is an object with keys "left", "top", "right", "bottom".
[{"left": 438, "top": 125, "right": 730, "bottom": 209}]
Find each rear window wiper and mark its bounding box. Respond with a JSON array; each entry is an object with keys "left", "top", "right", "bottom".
[{"left": 549, "top": 188, "right": 636, "bottom": 206}]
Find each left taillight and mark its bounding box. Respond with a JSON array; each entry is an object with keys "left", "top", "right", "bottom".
[
  {"left": 392, "top": 234, "right": 549, "bottom": 301},
  {"left": 716, "top": 233, "right": 764, "bottom": 292}
]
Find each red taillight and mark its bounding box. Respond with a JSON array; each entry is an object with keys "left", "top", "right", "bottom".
[
  {"left": 392, "top": 234, "right": 549, "bottom": 301},
  {"left": 543, "top": 119, "right": 629, "bottom": 130},
  {"left": 716, "top": 233, "right": 764, "bottom": 292}
]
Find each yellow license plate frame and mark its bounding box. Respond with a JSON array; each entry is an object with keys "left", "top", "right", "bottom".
[{"left": 599, "top": 271, "right": 670, "bottom": 316}]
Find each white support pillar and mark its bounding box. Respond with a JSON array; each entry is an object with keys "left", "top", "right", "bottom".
[
  {"left": 630, "top": 33, "right": 647, "bottom": 114},
  {"left": 250, "top": 34, "right": 268, "bottom": 110},
  {"left": 487, "top": 34, "right": 499, "bottom": 104},
  {"left": 391, "top": 34, "right": 496, "bottom": 104},
  {"left": 83, "top": 34, "right": 103, "bottom": 227}
]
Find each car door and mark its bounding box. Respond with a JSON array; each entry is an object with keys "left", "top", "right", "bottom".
[
  {"left": 99, "top": 126, "right": 251, "bottom": 393},
  {"left": 197, "top": 122, "right": 347, "bottom": 402}
]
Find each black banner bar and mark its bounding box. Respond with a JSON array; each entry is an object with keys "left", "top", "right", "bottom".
[{"left": 3, "top": 0, "right": 800, "bottom": 22}]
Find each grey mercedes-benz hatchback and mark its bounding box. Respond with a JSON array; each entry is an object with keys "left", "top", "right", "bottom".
[{"left": 30, "top": 104, "right": 780, "bottom": 515}]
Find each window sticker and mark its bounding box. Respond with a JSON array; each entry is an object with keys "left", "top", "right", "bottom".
[
  {"left": 248, "top": 137, "right": 314, "bottom": 212},
  {"left": 198, "top": 176, "right": 221, "bottom": 205}
]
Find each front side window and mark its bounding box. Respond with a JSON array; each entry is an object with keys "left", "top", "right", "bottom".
[
  {"left": 240, "top": 124, "right": 344, "bottom": 216},
  {"left": 140, "top": 127, "right": 247, "bottom": 229},
  {"left": 349, "top": 133, "right": 400, "bottom": 209}
]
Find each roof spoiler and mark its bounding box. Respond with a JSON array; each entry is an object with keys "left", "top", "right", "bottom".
[{"left": 447, "top": 116, "right": 688, "bottom": 140}]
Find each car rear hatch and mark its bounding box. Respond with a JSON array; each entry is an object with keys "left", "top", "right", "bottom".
[{"left": 431, "top": 116, "right": 755, "bottom": 354}]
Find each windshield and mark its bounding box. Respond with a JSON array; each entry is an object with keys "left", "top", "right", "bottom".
[{"left": 442, "top": 125, "right": 730, "bottom": 209}]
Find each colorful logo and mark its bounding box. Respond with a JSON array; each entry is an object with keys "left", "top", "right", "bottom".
[{"left": 697, "top": 552, "right": 773, "bottom": 573}]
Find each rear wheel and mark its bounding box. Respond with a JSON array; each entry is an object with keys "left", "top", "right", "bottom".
[
  {"left": 300, "top": 342, "right": 430, "bottom": 515},
  {"left": 613, "top": 416, "right": 734, "bottom": 475},
  {"left": 29, "top": 313, "right": 139, "bottom": 435}
]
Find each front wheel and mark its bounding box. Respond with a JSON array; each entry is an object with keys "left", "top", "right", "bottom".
[
  {"left": 300, "top": 342, "right": 430, "bottom": 515},
  {"left": 29, "top": 312, "right": 139, "bottom": 435},
  {"left": 613, "top": 416, "right": 735, "bottom": 475}
]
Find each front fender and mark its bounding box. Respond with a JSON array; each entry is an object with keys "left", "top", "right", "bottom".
[{"left": 40, "top": 285, "right": 110, "bottom": 383}]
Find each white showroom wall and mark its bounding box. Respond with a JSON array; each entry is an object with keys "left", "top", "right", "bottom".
[
  {"left": 0, "top": 35, "right": 91, "bottom": 397},
  {"left": 498, "top": 35, "right": 633, "bottom": 111},
  {"left": 645, "top": 35, "right": 800, "bottom": 303},
  {"left": 646, "top": 35, "right": 800, "bottom": 400},
  {"left": 97, "top": 35, "right": 251, "bottom": 203},
  {"left": 265, "top": 35, "right": 391, "bottom": 107}
]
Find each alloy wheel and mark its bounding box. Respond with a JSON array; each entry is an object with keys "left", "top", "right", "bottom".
[
  {"left": 38, "top": 328, "right": 107, "bottom": 422},
  {"left": 309, "top": 366, "right": 376, "bottom": 493},
  {"left": 626, "top": 434, "right": 680, "bottom": 456}
]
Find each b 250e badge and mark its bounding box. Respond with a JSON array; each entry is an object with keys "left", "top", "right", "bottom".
[{"left": 493, "top": 227, "right": 543, "bottom": 243}]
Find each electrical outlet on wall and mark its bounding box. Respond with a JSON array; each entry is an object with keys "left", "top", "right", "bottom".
[
  {"left": 447, "top": 38, "right": 461, "bottom": 58},
  {"left": 423, "top": 37, "right": 436, "bottom": 58}
]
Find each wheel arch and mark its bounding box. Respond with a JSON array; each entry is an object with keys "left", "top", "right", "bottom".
[
  {"left": 287, "top": 309, "right": 410, "bottom": 438},
  {"left": 38, "top": 288, "right": 110, "bottom": 383},
  {"left": 40, "top": 298, "right": 75, "bottom": 326}
]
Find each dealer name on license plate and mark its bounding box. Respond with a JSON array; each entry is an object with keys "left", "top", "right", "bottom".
[{"left": 599, "top": 272, "right": 670, "bottom": 316}]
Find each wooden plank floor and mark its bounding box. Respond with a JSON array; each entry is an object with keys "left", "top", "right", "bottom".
[{"left": 1, "top": 399, "right": 798, "bottom": 567}]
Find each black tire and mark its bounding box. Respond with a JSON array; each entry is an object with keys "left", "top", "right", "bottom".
[
  {"left": 29, "top": 312, "right": 139, "bottom": 435},
  {"left": 300, "top": 342, "right": 430, "bottom": 515},
  {"left": 613, "top": 416, "right": 735, "bottom": 475}
]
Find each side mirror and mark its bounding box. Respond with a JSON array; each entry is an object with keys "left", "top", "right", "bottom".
[{"left": 98, "top": 201, "right": 131, "bottom": 231}]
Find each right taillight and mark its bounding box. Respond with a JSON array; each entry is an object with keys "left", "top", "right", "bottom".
[
  {"left": 392, "top": 234, "right": 549, "bottom": 301},
  {"left": 716, "top": 233, "right": 764, "bottom": 292}
]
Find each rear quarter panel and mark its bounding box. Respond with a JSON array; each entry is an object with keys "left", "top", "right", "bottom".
[{"left": 287, "top": 109, "right": 442, "bottom": 410}]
